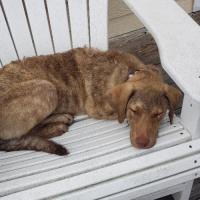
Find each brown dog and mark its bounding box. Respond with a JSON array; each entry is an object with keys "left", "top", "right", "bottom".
[
  {"left": 107, "top": 66, "right": 182, "bottom": 149},
  {"left": 0, "top": 48, "right": 181, "bottom": 155}
]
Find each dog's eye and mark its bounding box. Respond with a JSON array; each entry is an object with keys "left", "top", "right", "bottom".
[
  {"left": 152, "top": 112, "right": 163, "bottom": 118},
  {"left": 130, "top": 108, "right": 138, "bottom": 114}
]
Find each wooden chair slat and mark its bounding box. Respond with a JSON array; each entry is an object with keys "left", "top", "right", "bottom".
[
  {"left": 68, "top": 0, "right": 89, "bottom": 48},
  {"left": 89, "top": 0, "right": 108, "bottom": 50},
  {"left": 46, "top": 0, "right": 71, "bottom": 52},
  {"left": 24, "top": 0, "right": 53, "bottom": 55},
  {"left": 1, "top": 0, "right": 35, "bottom": 60},
  {"left": 0, "top": 6, "right": 17, "bottom": 65}
]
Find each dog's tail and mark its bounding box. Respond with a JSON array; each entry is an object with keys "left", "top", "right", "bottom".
[{"left": 0, "top": 135, "right": 68, "bottom": 156}]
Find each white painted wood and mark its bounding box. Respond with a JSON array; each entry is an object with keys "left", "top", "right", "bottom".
[
  {"left": 0, "top": 6, "right": 17, "bottom": 65},
  {"left": 0, "top": 120, "right": 126, "bottom": 160},
  {"left": 0, "top": 115, "right": 177, "bottom": 158},
  {"left": 123, "top": 0, "right": 200, "bottom": 103},
  {"left": 193, "top": 0, "right": 200, "bottom": 12},
  {"left": 0, "top": 130, "right": 190, "bottom": 184},
  {"left": 98, "top": 169, "right": 199, "bottom": 200},
  {"left": 0, "top": 139, "right": 128, "bottom": 174},
  {"left": 181, "top": 94, "right": 200, "bottom": 139},
  {"left": 1, "top": 139, "right": 200, "bottom": 199},
  {"left": 0, "top": 115, "right": 190, "bottom": 198},
  {"left": 24, "top": 0, "right": 53, "bottom": 55},
  {"left": 135, "top": 183, "right": 186, "bottom": 200},
  {"left": 46, "top": 0, "right": 71, "bottom": 52},
  {"left": 0, "top": 129, "right": 183, "bottom": 173},
  {"left": 74, "top": 115, "right": 89, "bottom": 121},
  {"left": 0, "top": 116, "right": 184, "bottom": 171},
  {"left": 0, "top": 133, "right": 189, "bottom": 196},
  {"left": 53, "top": 155, "right": 200, "bottom": 200},
  {"left": 89, "top": 0, "right": 108, "bottom": 50},
  {"left": 173, "top": 180, "right": 193, "bottom": 200},
  {"left": 1, "top": 0, "right": 35, "bottom": 60},
  {"left": 68, "top": 0, "right": 89, "bottom": 48}
]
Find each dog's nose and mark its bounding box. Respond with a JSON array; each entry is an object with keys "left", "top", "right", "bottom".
[{"left": 135, "top": 136, "right": 150, "bottom": 148}]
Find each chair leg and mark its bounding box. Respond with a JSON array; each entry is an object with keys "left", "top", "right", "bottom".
[{"left": 173, "top": 180, "right": 194, "bottom": 200}]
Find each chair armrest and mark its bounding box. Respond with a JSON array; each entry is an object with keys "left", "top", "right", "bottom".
[{"left": 123, "top": 0, "right": 200, "bottom": 103}]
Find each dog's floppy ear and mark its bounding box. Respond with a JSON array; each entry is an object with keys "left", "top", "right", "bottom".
[
  {"left": 106, "top": 82, "right": 137, "bottom": 123},
  {"left": 163, "top": 84, "right": 182, "bottom": 124}
]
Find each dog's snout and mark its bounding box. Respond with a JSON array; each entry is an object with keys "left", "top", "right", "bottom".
[{"left": 135, "top": 136, "right": 150, "bottom": 148}]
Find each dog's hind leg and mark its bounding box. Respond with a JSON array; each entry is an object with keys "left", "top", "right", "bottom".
[
  {"left": 0, "top": 135, "right": 68, "bottom": 155},
  {"left": 0, "top": 79, "right": 58, "bottom": 140},
  {"left": 0, "top": 79, "right": 68, "bottom": 155}
]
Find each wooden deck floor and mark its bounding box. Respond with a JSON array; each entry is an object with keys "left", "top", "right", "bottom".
[{"left": 109, "top": 10, "right": 200, "bottom": 200}]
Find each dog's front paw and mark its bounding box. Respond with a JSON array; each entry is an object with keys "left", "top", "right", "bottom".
[{"left": 63, "top": 114, "right": 74, "bottom": 125}]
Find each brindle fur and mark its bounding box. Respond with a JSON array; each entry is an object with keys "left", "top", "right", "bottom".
[{"left": 0, "top": 48, "right": 181, "bottom": 155}]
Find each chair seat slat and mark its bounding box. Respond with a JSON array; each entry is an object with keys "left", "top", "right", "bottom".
[
  {"left": 0, "top": 116, "right": 180, "bottom": 166},
  {"left": 0, "top": 130, "right": 190, "bottom": 197},
  {"left": 1, "top": 137, "right": 198, "bottom": 200}
]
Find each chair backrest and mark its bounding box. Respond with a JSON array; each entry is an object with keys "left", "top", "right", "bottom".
[{"left": 0, "top": 0, "right": 108, "bottom": 66}]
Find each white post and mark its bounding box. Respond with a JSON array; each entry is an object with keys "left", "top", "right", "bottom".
[
  {"left": 173, "top": 180, "right": 193, "bottom": 200},
  {"left": 193, "top": 0, "right": 200, "bottom": 12},
  {"left": 181, "top": 94, "right": 200, "bottom": 139}
]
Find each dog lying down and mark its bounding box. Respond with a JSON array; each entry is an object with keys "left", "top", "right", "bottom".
[{"left": 0, "top": 48, "right": 182, "bottom": 155}]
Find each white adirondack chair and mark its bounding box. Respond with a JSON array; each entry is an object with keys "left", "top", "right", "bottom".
[{"left": 0, "top": 0, "right": 200, "bottom": 199}]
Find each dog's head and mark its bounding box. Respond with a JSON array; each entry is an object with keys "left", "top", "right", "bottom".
[{"left": 107, "top": 66, "right": 182, "bottom": 149}]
